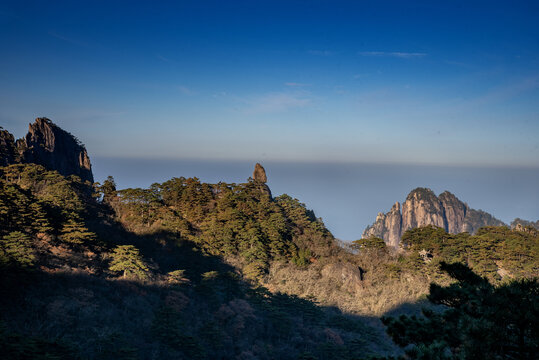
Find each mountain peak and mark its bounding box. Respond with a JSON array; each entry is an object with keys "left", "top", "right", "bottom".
[
  {"left": 406, "top": 187, "right": 437, "bottom": 201},
  {"left": 0, "top": 117, "right": 94, "bottom": 183},
  {"left": 363, "top": 188, "right": 505, "bottom": 247}
]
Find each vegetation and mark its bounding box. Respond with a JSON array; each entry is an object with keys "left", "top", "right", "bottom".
[
  {"left": 400, "top": 225, "right": 539, "bottom": 282},
  {"left": 382, "top": 262, "right": 539, "bottom": 359},
  {"left": 0, "top": 231, "right": 35, "bottom": 269},
  {"left": 0, "top": 164, "right": 395, "bottom": 359},
  {"left": 351, "top": 236, "right": 387, "bottom": 252},
  {"left": 1, "top": 163, "right": 537, "bottom": 359},
  {"left": 0, "top": 164, "right": 96, "bottom": 245},
  {"left": 109, "top": 245, "right": 150, "bottom": 279},
  {"left": 109, "top": 177, "right": 336, "bottom": 279}
]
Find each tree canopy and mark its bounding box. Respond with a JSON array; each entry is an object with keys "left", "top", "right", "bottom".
[
  {"left": 382, "top": 262, "right": 539, "bottom": 359},
  {"left": 109, "top": 245, "right": 149, "bottom": 280}
]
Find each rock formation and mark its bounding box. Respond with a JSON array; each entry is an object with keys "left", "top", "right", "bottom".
[
  {"left": 365, "top": 202, "right": 403, "bottom": 248},
  {"left": 0, "top": 127, "right": 18, "bottom": 166},
  {"left": 0, "top": 118, "right": 94, "bottom": 183},
  {"left": 438, "top": 191, "right": 467, "bottom": 233},
  {"left": 253, "top": 163, "right": 267, "bottom": 183},
  {"left": 511, "top": 218, "right": 539, "bottom": 231},
  {"left": 362, "top": 187, "right": 505, "bottom": 247},
  {"left": 401, "top": 188, "right": 447, "bottom": 231},
  {"left": 251, "top": 163, "right": 271, "bottom": 198}
]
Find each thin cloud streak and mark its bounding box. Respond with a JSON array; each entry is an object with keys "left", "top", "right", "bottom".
[
  {"left": 358, "top": 51, "right": 427, "bottom": 58},
  {"left": 241, "top": 92, "right": 311, "bottom": 114},
  {"left": 48, "top": 31, "right": 89, "bottom": 47},
  {"left": 308, "top": 50, "right": 333, "bottom": 56},
  {"left": 156, "top": 54, "right": 178, "bottom": 64},
  {"left": 285, "top": 82, "right": 310, "bottom": 87}
]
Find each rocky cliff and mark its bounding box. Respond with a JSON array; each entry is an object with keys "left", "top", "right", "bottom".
[
  {"left": 401, "top": 188, "right": 447, "bottom": 231},
  {"left": 366, "top": 202, "right": 403, "bottom": 248},
  {"left": 0, "top": 118, "right": 93, "bottom": 183},
  {"left": 363, "top": 188, "right": 505, "bottom": 247}
]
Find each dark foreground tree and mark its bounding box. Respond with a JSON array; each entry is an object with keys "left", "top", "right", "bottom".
[{"left": 382, "top": 262, "right": 539, "bottom": 359}]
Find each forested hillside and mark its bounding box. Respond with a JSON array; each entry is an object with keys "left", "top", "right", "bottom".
[
  {"left": 1, "top": 163, "right": 538, "bottom": 359},
  {"left": 0, "top": 164, "right": 395, "bottom": 359},
  {"left": 108, "top": 174, "right": 338, "bottom": 279}
]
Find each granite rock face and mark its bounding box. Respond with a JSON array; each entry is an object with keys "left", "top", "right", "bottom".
[
  {"left": 251, "top": 163, "right": 271, "bottom": 198},
  {"left": 439, "top": 191, "right": 467, "bottom": 234},
  {"left": 363, "top": 202, "right": 402, "bottom": 248},
  {"left": 0, "top": 118, "right": 94, "bottom": 183},
  {"left": 253, "top": 163, "right": 267, "bottom": 183},
  {"left": 362, "top": 187, "right": 505, "bottom": 247},
  {"left": 402, "top": 188, "right": 447, "bottom": 231}
]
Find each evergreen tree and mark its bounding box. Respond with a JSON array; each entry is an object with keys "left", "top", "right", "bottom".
[
  {"left": 0, "top": 231, "right": 35, "bottom": 268},
  {"left": 382, "top": 262, "right": 539, "bottom": 359},
  {"left": 59, "top": 217, "right": 96, "bottom": 244},
  {"left": 101, "top": 175, "right": 117, "bottom": 203},
  {"left": 109, "top": 245, "right": 149, "bottom": 279},
  {"left": 352, "top": 236, "right": 387, "bottom": 251}
]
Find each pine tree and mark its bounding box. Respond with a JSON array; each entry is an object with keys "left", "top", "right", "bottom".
[
  {"left": 59, "top": 217, "right": 96, "bottom": 244},
  {"left": 0, "top": 231, "right": 35, "bottom": 268},
  {"left": 29, "top": 202, "right": 52, "bottom": 234},
  {"left": 109, "top": 245, "right": 149, "bottom": 279},
  {"left": 351, "top": 236, "right": 387, "bottom": 251},
  {"left": 101, "top": 175, "right": 117, "bottom": 203}
]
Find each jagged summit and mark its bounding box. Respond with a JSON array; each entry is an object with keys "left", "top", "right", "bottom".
[
  {"left": 363, "top": 187, "right": 505, "bottom": 247},
  {"left": 0, "top": 117, "right": 94, "bottom": 183}
]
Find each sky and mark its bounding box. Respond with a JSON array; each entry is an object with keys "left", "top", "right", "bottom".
[
  {"left": 1, "top": 1, "right": 538, "bottom": 166},
  {"left": 1, "top": 1, "right": 538, "bottom": 238}
]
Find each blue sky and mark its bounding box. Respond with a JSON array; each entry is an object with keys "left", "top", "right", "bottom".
[{"left": 1, "top": 1, "right": 539, "bottom": 166}]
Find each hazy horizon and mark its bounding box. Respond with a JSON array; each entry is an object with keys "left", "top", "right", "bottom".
[{"left": 93, "top": 156, "right": 539, "bottom": 241}]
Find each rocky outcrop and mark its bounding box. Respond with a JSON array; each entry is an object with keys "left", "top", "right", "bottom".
[
  {"left": 320, "top": 262, "right": 364, "bottom": 293},
  {"left": 0, "top": 118, "right": 94, "bottom": 183},
  {"left": 363, "top": 202, "right": 402, "bottom": 248},
  {"left": 0, "top": 127, "right": 18, "bottom": 166},
  {"left": 402, "top": 188, "right": 446, "bottom": 231},
  {"left": 511, "top": 218, "right": 539, "bottom": 232},
  {"left": 362, "top": 188, "right": 505, "bottom": 247},
  {"left": 439, "top": 191, "right": 467, "bottom": 233},
  {"left": 251, "top": 163, "right": 271, "bottom": 198},
  {"left": 253, "top": 163, "right": 267, "bottom": 183}
]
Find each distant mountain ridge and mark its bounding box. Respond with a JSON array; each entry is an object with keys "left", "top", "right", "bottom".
[
  {"left": 0, "top": 117, "right": 93, "bottom": 183},
  {"left": 362, "top": 187, "right": 505, "bottom": 247}
]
